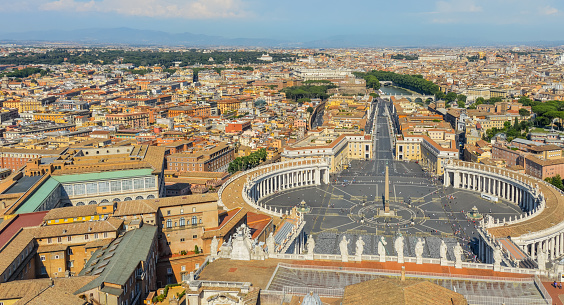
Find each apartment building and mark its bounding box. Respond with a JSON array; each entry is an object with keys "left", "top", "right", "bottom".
[
  {"left": 166, "top": 143, "right": 234, "bottom": 173},
  {"left": 281, "top": 131, "right": 373, "bottom": 172}
]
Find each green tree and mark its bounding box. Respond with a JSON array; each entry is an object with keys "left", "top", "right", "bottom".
[
  {"left": 545, "top": 175, "right": 564, "bottom": 191},
  {"left": 307, "top": 107, "right": 314, "bottom": 113},
  {"left": 445, "top": 92, "right": 458, "bottom": 102},
  {"left": 457, "top": 101, "right": 466, "bottom": 109},
  {"left": 435, "top": 91, "right": 445, "bottom": 100},
  {"left": 519, "top": 108, "right": 530, "bottom": 117},
  {"left": 518, "top": 96, "right": 534, "bottom": 106},
  {"left": 475, "top": 97, "right": 485, "bottom": 105},
  {"left": 457, "top": 94, "right": 467, "bottom": 102}
]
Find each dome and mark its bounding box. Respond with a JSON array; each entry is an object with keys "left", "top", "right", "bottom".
[{"left": 301, "top": 292, "right": 322, "bottom": 305}]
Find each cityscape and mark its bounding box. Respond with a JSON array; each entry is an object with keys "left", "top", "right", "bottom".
[{"left": 1, "top": 2, "right": 564, "bottom": 305}]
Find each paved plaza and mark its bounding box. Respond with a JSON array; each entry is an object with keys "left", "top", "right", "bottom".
[{"left": 261, "top": 101, "right": 525, "bottom": 262}]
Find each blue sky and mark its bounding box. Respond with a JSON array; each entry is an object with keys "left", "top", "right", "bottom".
[{"left": 1, "top": 0, "right": 563, "bottom": 42}]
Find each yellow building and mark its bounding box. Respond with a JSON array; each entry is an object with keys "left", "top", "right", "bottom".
[{"left": 282, "top": 131, "right": 373, "bottom": 173}]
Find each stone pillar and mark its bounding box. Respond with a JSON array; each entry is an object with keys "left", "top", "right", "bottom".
[
  {"left": 556, "top": 235, "right": 560, "bottom": 258},
  {"left": 454, "top": 171, "right": 460, "bottom": 188},
  {"left": 551, "top": 237, "right": 555, "bottom": 260}
]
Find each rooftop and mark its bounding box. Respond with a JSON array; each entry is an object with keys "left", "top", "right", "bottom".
[{"left": 76, "top": 225, "right": 157, "bottom": 295}]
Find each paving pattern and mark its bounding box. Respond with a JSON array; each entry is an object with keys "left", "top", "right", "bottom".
[{"left": 261, "top": 101, "right": 524, "bottom": 262}]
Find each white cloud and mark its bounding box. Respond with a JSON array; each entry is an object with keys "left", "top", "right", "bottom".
[
  {"left": 540, "top": 5, "right": 558, "bottom": 15},
  {"left": 425, "top": 0, "right": 562, "bottom": 24},
  {"left": 38, "top": 0, "right": 250, "bottom": 19},
  {"left": 435, "top": 0, "right": 483, "bottom": 13}
]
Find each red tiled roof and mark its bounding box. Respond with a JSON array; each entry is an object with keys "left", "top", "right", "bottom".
[{"left": 0, "top": 211, "right": 48, "bottom": 248}]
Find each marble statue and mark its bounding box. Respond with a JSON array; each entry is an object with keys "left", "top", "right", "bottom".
[
  {"left": 415, "top": 238, "right": 425, "bottom": 264},
  {"left": 266, "top": 232, "right": 275, "bottom": 254},
  {"left": 537, "top": 244, "right": 546, "bottom": 271},
  {"left": 356, "top": 237, "right": 365, "bottom": 257},
  {"left": 378, "top": 236, "right": 387, "bottom": 262},
  {"left": 307, "top": 236, "right": 316, "bottom": 254},
  {"left": 252, "top": 244, "right": 266, "bottom": 260},
  {"left": 339, "top": 236, "right": 350, "bottom": 262},
  {"left": 210, "top": 236, "right": 219, "bottom": 258},
  {"left": 454, "top": 242, "right": 463, "bottom": 268},
  {"left": 395, "top": 235, "right": 404, "bottom": 263},
  {"left": 230, "top": 233, "right": 251, "bottom": 261},
  {"left": 439, "top": 240, "right": 448, "bottom": 266},
  {"left": 493, "top": 248, "right": 502, "bottom": 271}
]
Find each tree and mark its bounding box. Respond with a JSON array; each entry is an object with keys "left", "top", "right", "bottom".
[
  {"left": 475, "top": 97, "right": 485, "bottom": 105},
  {"left": 307, "top": 107, "right": 314, "bottom": 113},
  {"left": 545, "top": 175, "right": 564, "bottom": 191},
  {"left": 445, "top": 92, "right": 458, "bottom": 102},
  {"left": 457, "top": 101, "right": 466, "bottom": 109},
  {"left": 518, "top": 96, "right": 534, "bottom": 106},
  {"left": 435, "top": 91, "right": 445, "bottom": 100},
  {"left": 519, "top": 108, "right": 531, "bottom": 117},
  {"left": 457, "top": 94, "right": 467, "bottom": 103},
  {"left": 369, "top": 93, "right": 379, "bottom": 98}
]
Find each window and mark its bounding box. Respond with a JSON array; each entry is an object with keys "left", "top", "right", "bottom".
[
  {"left": 40, "top": 255, "right": 46, "bottom": 261},
  {"left": 87, "top": 182, "right": 97, "bottom": 195},
  {"left": 68, "top": 248, "right": 73, "bottom": 255},
  {"left": 134, "top": 178, "right": 144, "bottom": 190},
  {"left": 166, "top": 219, "right": 172, "bottom": 228},
  {"left": 111, "top": 180, "right": 121, "bottom": 192},
  {"left": 99, "top": 181, "right": 109, "bottom": 193},
  {"left": 104, "top": 232, "right": 108, "bottom": 238},
  {"left": 181, "top": 265, "right": 186, "bottom": 271},
  {"left": 54, "top": 255, "right": 60, "bottom": 259},
  {"left": 69, "top": 261, "right": 74, "bottom": 268},
  {"left": 94, "top": 233, "right": 99, "bottom": 239},
  {"left": 192, "top": 207, "right": 196, "bottom": 213},
  {"left": 180, "top": 238, "right": 185, "bottom": 242},
  {"left": 122, "top": 179, "right": 132, "bottom": 191},
  {"left": 179, "top": 217, "right": 185, "bottom": 226},
  {"left": 67, "top": 236, "right": 72, "bottom": 242},
  {"left": 74, "top": 184, "right": 85, "bottom": 196},
  {"left": 57, "top": 237, "right": 62, "bottom": 243},
  {"left": 167, "top": 268, "right": 172, "bottom": 275},
  {"left": 85, "top": 234, "right": 89, "bottom": 240},
  {"left": 48, "top": 238, "right": 52, "bottom": 244},
  {"left": 193, "top": 235, "right": 197, "bottom": 239},
  {"left": 40, "top": 267, "right": 47, "bottom": 275},
  {"left": 191, "top": 216, "right": 197, "bottom": 225},
  {"left": 180, "top": 208, "right": 184, "bottom": 214}
]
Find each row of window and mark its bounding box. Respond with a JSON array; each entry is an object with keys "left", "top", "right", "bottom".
[
  {"left": 61, "top": 177, "right": 156, "bottom": 197},
  {"left": 165, "top": 216, "right": 201, "bottom": 228},
  {"left": 47, "top": 232, "right": 109, "bottom": 244}
]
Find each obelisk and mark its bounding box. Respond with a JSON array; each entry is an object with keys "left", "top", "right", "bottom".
[{"left": 384, "top": 166, "right": 390, "bottom": 213}]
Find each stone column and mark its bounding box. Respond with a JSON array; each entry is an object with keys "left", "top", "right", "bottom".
[
  {"left": 556, "top": 235, "right": 560, "bottom": 258},
  {"left": 454, "top": 171, "right": 460, "bottom": 188}
]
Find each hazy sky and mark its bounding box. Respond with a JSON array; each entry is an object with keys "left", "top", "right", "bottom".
[{"left": 1, "top": 0, "right": 563, "bottom": 42}]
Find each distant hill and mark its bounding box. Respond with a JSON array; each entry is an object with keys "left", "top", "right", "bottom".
[{"left": 1, "top": 27, "right": 562, "bottom": 48}]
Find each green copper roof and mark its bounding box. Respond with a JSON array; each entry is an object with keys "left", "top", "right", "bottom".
[
  {"left": 75, "top": 225, "right": 157, "bottom": 295},
  {"left": 52, "top": 169, "right": 153, "bottom": 183},
  {"left": 16, "top": 177, "right": 60, "bottom": 214}
]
